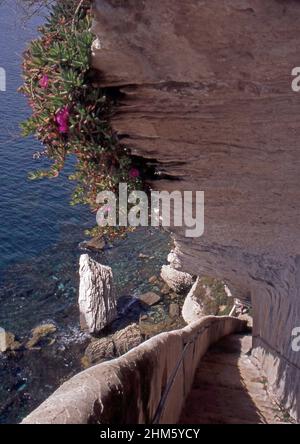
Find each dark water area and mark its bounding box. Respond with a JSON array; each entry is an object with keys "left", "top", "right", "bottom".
[{"left": 0, "top": 2, "right": 171, "bottom": 424}]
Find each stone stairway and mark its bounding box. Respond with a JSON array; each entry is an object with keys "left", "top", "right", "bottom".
[{"left": 179, "top": 334, "right": 289, "bottom": 424}]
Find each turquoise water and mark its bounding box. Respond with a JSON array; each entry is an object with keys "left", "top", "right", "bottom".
[{"left": 0, "top": 2, "right": 170, "bottom": 423}]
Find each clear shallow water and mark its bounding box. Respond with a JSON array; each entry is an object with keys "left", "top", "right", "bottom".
[
  {"left": 0, "top": 2, "right": 171, "bottom": 423},
  {"left": 0, "top": 2, "right": 95, "bottom": 333}
]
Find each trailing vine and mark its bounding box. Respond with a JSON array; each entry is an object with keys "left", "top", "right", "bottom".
[{"left": 19, "top": 0, "right": 143, "bottom": 238}]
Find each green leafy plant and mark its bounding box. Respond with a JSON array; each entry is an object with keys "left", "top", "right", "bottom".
[{"left": 19, "top": 0, "right": 143, "bottom": 239}]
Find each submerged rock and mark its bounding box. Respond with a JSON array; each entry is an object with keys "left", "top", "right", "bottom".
[
  {"left": 169, "top": 303, "right": 180, "bottom": 318},
  {"left": 160, "top": 283, "right": 171, "bottom": 295},
  {"left": 26, "top": 324, "right": 57, "bottom": 349},
  {"left": 139, "top": 292, "right": 161, "bottom": 306},
  {"left": 79, "top": 254, "right": 118, "bottom": 334},
  {"left": 148, "top": 275, "right": 159, "bottom": 284},
  {"left": 161, "top": 265, "right": 194, "bottom": 294},
  {"left": 139, "top": 253, "right": 150, "bottom": 259},
  {"left": 79, "top": 236, "right": 105, "bottom": 252}
]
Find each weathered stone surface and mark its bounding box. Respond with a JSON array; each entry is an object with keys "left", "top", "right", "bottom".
[
  {"left": 91, "top": 0, "right": 300, "bottom": 420},
  {"left": 84, "top": 337, "right": 115, "bottom": 365},
  {"left": 113, "top": 323, "right": 143, "bottom": 356},
  {"left": 84, "top": 324, "right": 143, "bottom": 366},
  {"left": 179, "top": 335, "right": 289, "bottom": 424},
  {"left": 139, "top": 292, "right": 161, "bottom": 306},
  {"left": 161, "top": 265, "right": 194, "bottom": 294},
  {"left": 182, "top": 278, "right": 219, "bottom": 324},
  {"left": 22, "top": 317, "right": 246, "bottom": 424},
  {"left": 79, "top": 254, "right": 117, "bottom": 334}
]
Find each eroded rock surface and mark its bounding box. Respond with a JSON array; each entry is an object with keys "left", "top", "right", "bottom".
[
  {"left": 161, "top": 265, "right": 194, "bottom": 294},
  {"left": 84, "top": 323, "right": 143, "bottom": 365},
  {"left": 182, "top": 278, "right": 219, "bottom": 324},
  {"left": 79, "top": 254, "right": 117, "bottom": 334},
  {"left": 92, "top": 0, "right": 300, "bottom": 420}
]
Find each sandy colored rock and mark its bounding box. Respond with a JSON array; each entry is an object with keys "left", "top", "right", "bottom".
[
  {"left": 84, "top": 337, "right": 115, "bottom": 365},
  {"left": 160, "top": 283, "right": 171, "bottom": 295},
  {"left": 26, "top": 324, "right": 57, "bottom": 349},
  {"left": 161, "top": 265, "right": 194, "bottom": 294},
  {"left": 148, "top": 275, "right": 158, "bottom": 284},
  {"left": 113, "top": 323, "right": 143, "bottom": 356},
  {"left": 79, "top": 254, "right": 117, "bottom": 334},
  {"left": 139, "top": 292, "right": 161, "bottom": 306},
  {"left": 169, "top": 303, "right": 180, "bottom": 319},
  {"left": 0, "top": 331, "right": 22, "bottom": 353},
  {"left": 182, "top": 278, "right": 219, "bottom": 324},
  {"left": 84, "top": 323, "right": 143, "bottom": 365}
]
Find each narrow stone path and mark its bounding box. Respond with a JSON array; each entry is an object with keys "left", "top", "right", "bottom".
[{"left": 179, "top": 334, "right": 288, "bottom": 424}]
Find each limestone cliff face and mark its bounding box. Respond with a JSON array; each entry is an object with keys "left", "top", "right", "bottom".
[{"left": 91, "top": 0, "right": 300, "bottom": 420}]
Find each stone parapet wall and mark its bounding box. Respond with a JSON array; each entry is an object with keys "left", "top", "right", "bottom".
[{"left": 22, "top": 316, "right": 246, "bottom": 424}]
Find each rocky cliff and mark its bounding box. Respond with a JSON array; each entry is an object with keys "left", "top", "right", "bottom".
[{"left": 91, "top": 0, "right": 300, "bottom": 420}]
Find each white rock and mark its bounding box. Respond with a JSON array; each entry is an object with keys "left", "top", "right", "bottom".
[
  {"left": 161, "top": 265, "right": 194, "bottom": 293},
  {"left": 182, "top": 277, "right": 218, "bottom": 324},
  {"left": 79, "top": 254, "right": 117, "bottom": 334}
]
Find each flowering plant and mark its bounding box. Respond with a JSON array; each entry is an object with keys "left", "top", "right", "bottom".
[{"left": 19, "top": 0, "right": 144, "bottom": 238}]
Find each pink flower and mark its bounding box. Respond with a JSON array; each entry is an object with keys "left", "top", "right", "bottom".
[
  {"left": 129, "top": 168, "right": 140, "bottom": 179},
  {"left": 39, "top": 75, "right": 49, "bottom": 89},
  {"left": 55, "top": 106, "right": 70, "bottom": 134}
]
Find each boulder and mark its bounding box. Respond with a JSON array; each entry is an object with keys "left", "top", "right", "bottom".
[
  {"left": 161, "top": 265, "right": 194, "bottom": 294},
  {"left": 84, "top": 337, "right": 115, "bottom": 365},
  {"left": 84, "top": 323, "right": 143, "bottom": 365},
  {"left": 79, "top": 254, "right": 118, "bottom": 334},
  {"left": 182, "top": 278, "right": 219, "bottom": 324},
  {"left": 113, "top": 323, "right": 143, "bottom": 356}
]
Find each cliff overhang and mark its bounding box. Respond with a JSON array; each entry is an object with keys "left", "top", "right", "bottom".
[{"left": 91, "top": 0, "right": 300, "bottom": 421}]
